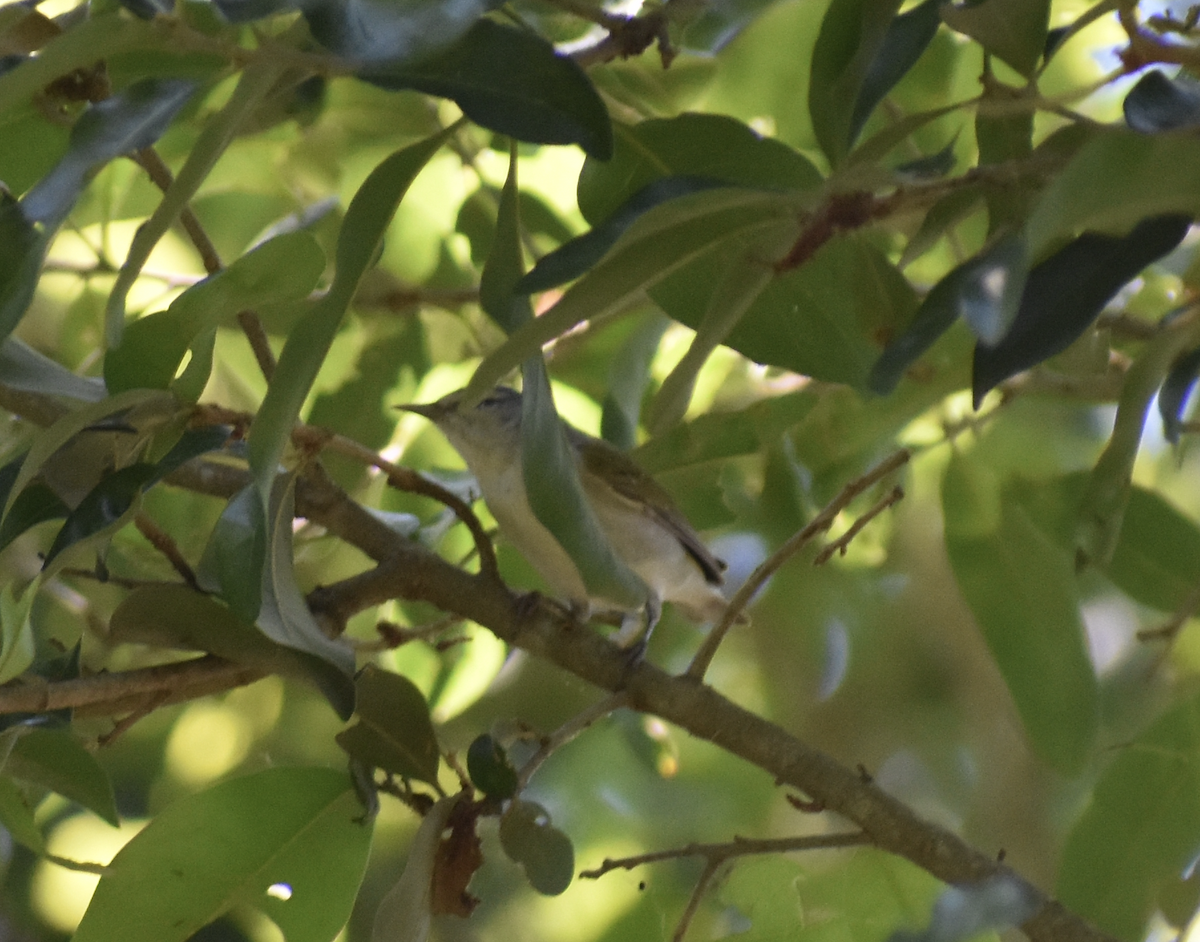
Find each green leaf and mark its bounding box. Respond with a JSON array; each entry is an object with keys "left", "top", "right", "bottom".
[
  {"left": 0, "top": 582, "right": 35, "bottom": 685},
  {"left": 1026, "top": 130, "right": 1200, "bottom": 258},
  {"left": 109, "top": 584, "right": 356, "bottom": 717},
  {"left": 653, "top": 233, "right": 917, "bottom": 390},
  {"left": 105, "top": 58, "right": 290, "bottom": 343},
  {"left": 940, "top": 0, "right": 1050, "bottom": 77},
  {"left": 361, "top": 20, "right": 612, "bottom": 159},
  {"left": 577, "top": 112, "right": 822, "bottom": 226},
  {"left": 647, "top": 238, "right": 780, "bottom": 434},
  {"left": 467, "top": 734, "right": 518, "bottom": 799},
  {"left": 4, "top": 728, "right": 118, "bottom": 825},
  {"left": 1124, "top": 69, "right": 1200, "bottom": 133},
  {"left": 520, "top": 358, "right": 648, "bottom": 610},
  {"left": 1075, "top": 313, "right": 1200, "bottom": 570},
  {"left": 601, "top": 313, "right": 670, "bottom": 450},
  {"left": 1058, "top": 694, "right": 1200, "bottom": 939},
  {"left": 1159, "top": 345, "right": 1200, "bottom": 444},
  {"left": 942, "top": 451, "right": 1097, "bottom": 774},
  {"left": 22, "top": 78, "right": 195, "bottom": 228},
  {"left": 518, "top": 177, "right": 728, "bottom": 295},
  {"left": 299, "top": 0, "right": 487, "bottom": 65},
  {"left": 0, "top": 192, "right": 43, "bottom": 346},
  {"left": 808, "top": 0, "right": 904, "bottom": 166},
  {"left": 258, "top": 474, "right": 356, "bottom": 710},
  {"left": 248, "top": 129, "right": 448, "bottom": 495},
  {"left": 73, "top": 767, "right": 373, "bottom": 942},
  {"left": 465, "top": 188, "right": 795, "bottom": 403},
  {"left": 849, "top": 0, "right": 943, "bottom": 147},
  {"left": 973, "top": 215, "right": 1190, "bottom": 404},
  {"left": 198, "top": 483, "right": 268, "bottom": 625},
  {"left": 0, "top": 337, "right": 106, "bottom": 403},
  {"left": 0, "top": 775, "right": 44, "bottom": 853},
  {"left": 633, "top": 389, "right": 818, "bottom": 474},
  {"left": 334, "top": 665, "right": 439, "bottom": 783},
  {"left": 499, "top": 799, "right": 575, "bottom": 896},
  {"left": 105, "top": 230, "right": 324, "bottom": 396},
  {"left": 1, "top": 388, "right": 178, "bottom": 525},
  {"left": 480, "top": 144, "right": 533, "bottom": 336},
  {"left": 41, "top": 463, "right": 156, "bottom": 567}
]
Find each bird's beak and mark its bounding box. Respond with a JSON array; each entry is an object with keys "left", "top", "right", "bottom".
[{"left": 395, "top": 401, "right": 441, "bottom": 419}]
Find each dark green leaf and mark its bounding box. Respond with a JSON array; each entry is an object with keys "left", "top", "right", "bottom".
[
  {"left": 42, "top": 464, "right": 157, "bottom": 567},
  {"left": 1124, "top": 69, "right": 1200, "bottom": 133},
  {"left": 808, "top": 0, "right": 904, "bottom": 166},
  {"left": 973, "top": 214, "right": 1190, "bottom": 404},
  {"left": 975, "top": 79, "right": 1034, "bottom": 234},
  {"left": 942, "top": 452, "right": 1097, "bottom": 774},
  {"left": 849, "top": 0, "right": 943, "bottom": 147},
  {"left": 1058, "top": 693, "right": 1200, "bottom": 939},
  {"left": 199, "top": 484, "right": 267, "bottom": 625},
  {"left": 0, "top": 193, "right": 43, "bottom": 345},
  {"left": 518, "top": 177, "right": 728, "bottom": 294},
  {"left": 73, "top": 768, "right": 373, "bottom": 942},
  {"left": 334, "top": 665, "right": 439, "bottom": 783},
  {"left": 300, "top": 0, "right": 487, "bottom": 65},
  {"left": 22, "top": 78, "right": 196, "bottom": 228},
  {"left": 1159, "top": 345, "right": 1200, "bottom": 444},
  {"left": 361, "top": 20, "right": 612, "bottom": 159},
  {"left": 577, "top": 112, "right": 822, "bottom": 225},
  {"left": 940, "top": 0, "right": 1050, "bottom": 76},
  {"left": 466, "top": 734, "right": 519, "bottom": 799},
  {"left": 893, "top": 135, "right": 959, "bottom": 178},
  {"left": 480, "top": 145, "right": 534, "bottom": 335},
  {"left": 5, "top": 728, "right": 119, "bottom": 825},
  {"left": 110, "top": 584, "right": 356, "bottom": 718},
  {"left": 499, "top": 799, "right": 574, "bottom": 896}
]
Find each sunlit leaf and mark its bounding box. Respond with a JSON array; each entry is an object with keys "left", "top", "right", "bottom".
[
  {"left": 73, "top": 768, "right": 373, "bottom": 942},
  {"left": 0, "top": 582, "right": 34, "bottom": 685},
  {"left": 105, "top": 230, "right": 324, "bottom": 395}
]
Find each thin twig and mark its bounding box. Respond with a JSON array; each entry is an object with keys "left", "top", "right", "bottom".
[
  {"left": 516, "top": 690, "right": 630, "bottom": 791},
  {"left": 688, "top": 450, "right": 911, "bottom": 680},
  {"left": 131, "top": 147, "right": 223, "bottom": 275},
  {"left": 674, "top": 859, "right": 723, "bottom": 942},
  {"left": 134, "top": 512, "right": 200, "bottom": 591},
  {"left": 300, "top": 427, "right": 502, "bottom": 583},
  {"left": 813, "top": 486, "right": 905, "bottom": 565},
  {"left": 237, "top": 309, "right": 276, "bottom": 381},
  {"left": 581, "top": 831, "right": 871, "bottom": 879}
]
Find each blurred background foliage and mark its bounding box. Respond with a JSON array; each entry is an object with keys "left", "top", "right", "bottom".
[{"left": 2, "top": 0, "right": 1200, "bottom": 939}]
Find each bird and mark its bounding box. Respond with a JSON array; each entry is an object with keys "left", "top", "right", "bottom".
[{"left": 398, "top": 386, "right": 732, "bottom": 645}]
